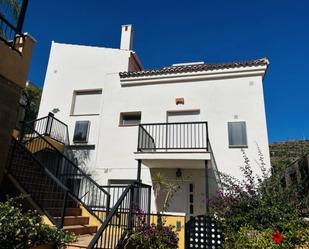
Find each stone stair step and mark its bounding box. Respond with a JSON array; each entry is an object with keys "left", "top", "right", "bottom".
[
  {"left": 47, "top": 207, "right": 82, "bottom": 216},
  {"left": 64, "top": 225, "right": 97, "bottom": 235},
  {"left": 67, "top": 234, "right": 94, "bottom": 249},
  {"left": 54, "top": 216, "right": 90, "bottom": 226}
]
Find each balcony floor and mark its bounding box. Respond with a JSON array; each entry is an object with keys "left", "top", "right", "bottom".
[{"left": 134, "top": 152, "right": 211, "bottom": 168}]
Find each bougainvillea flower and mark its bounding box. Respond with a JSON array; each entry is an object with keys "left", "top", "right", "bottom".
[{"left": 272, "top": 231, "right": 284, "bottom": 244}]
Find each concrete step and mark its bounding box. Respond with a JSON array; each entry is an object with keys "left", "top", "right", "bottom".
[
  {"left": 64, "top": 225, "right": 97, "bottom": 235},
  {"left": 67, "top": 234, "right": 94, "bottom": 249},
  {"left": 55, "top": 216, "right": 90, "bottom": 226}
]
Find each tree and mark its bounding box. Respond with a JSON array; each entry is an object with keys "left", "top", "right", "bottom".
[{"left": 22, "top": 83, "right": 42, "bottom": 122}]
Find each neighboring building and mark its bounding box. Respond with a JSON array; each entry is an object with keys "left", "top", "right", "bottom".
[
  {"left": 38, "top": 25, "right": 271, "bottom": 219},
  {"left": 0, "top": 0, "right": 36, "bottom": 184}
]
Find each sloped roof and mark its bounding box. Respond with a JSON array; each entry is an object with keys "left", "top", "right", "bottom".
[{"left": 119, "top": 57, "right": 269, "bottom": 78}]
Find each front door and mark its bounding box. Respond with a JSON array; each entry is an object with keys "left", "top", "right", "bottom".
[{"left": 165, "top": 181, "right": 195, "bottom": 221}]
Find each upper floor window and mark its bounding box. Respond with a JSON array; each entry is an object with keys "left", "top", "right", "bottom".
[
  {"left": 71, "top": 90, "right": 102, "bottom": 115},
  {"left": 119, "top": 112, "right": 141, "bottom": 126},
  {"left": 73, "top": 121, "right": 90, "bottom": 143},
  {"left": 228, "top": 121, "right": 248, "bottom": 148}
]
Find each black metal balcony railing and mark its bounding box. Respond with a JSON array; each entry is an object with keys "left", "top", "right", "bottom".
[
  {"left": 137, "top": 122, "right": 209, "bottom": 152},
  {"left": 0, "top": 0, "right": 28, "bottom": 50},
  {"left": 24, "top": 113, "right": 70, "bottom": 145}
]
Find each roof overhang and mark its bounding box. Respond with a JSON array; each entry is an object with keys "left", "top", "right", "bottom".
[{"left": 120, "top": 65, "right": 268, "bottom": 87}]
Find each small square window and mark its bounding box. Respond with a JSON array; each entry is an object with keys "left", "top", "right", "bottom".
[
  {"left": 119, "top": 112, "right": 141, "bottom": 126},
  {"left": 73, "top": 121, "right": 90, "bottom": 143},
  {"left": 228, "top": 121, "right": 248, "bottom": 148}
]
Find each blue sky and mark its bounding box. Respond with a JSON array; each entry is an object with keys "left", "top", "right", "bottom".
[{"left": 23, "top": 0, "right": 309, "bottom": 143}]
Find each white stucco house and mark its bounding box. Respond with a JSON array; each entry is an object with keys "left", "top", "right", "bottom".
[{"left": 38, "top": 24, "right": 271, "bottom": 220}]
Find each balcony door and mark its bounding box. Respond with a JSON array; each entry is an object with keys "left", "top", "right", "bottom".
[
  {"left": 167, "top": 110, "right": 200, "bottom": 123},
  {"left": 166, "top": 111, "right": 200, "bottom": 151}
]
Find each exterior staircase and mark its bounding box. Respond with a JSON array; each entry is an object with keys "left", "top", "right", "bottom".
[{"left": 6, "top": 114, "right": 152, "bottom": 249}]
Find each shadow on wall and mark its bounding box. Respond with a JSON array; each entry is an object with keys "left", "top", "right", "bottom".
[{"left": 70, "top": 145, "right": 99, "bottom": 180}]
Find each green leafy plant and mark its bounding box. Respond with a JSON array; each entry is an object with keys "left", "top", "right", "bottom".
[
  {"left": 152, "top": 172, "right": 180, "bottom": 212},
  {"left": 0, "top": 197, "right": 76, "bottom": 249}
]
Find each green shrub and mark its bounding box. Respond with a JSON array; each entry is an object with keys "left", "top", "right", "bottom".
[
  {"left": 0, "top": 197, "right": 76, "bottom": 249},
  {"left": 223, "top": 222, "right": 309, "bottom": 249}
]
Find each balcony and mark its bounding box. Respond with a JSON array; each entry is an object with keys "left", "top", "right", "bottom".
[
  {"left": 0, "top": 0, "right": 28, "bottom": 51},
  {"left": 135, "top": 122, "right": 210, "bottom": 167}
]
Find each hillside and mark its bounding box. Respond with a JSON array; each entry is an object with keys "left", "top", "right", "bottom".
[{"left": 269, "top": 140, "right": 309, "bottom": 168}]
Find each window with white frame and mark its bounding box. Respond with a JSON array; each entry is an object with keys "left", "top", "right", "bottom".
[
  {"left": 228, "top": 121, "right": 248, "bottom": 147},
  {"left": 73, "top": 121, "right": 90, "bottom": 143},
  {"left": 119, "top": 112, "right": 141, "bottom": 126},
  {"left": 71, "top": 90, "right": 102, "bottom": 115}
]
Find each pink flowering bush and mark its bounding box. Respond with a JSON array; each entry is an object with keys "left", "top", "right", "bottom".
[
  {"left": 208, "top": 148, "right": 309, "bottom": 248},
  {"left": 125, "top": 208, "right": 178, "bottom": 249}
]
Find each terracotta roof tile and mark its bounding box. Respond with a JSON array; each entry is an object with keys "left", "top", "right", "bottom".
[{"left": 119, "top": 57, "right": 269, "bottom": 78}]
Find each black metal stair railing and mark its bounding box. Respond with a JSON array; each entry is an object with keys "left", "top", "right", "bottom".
[
  {"left": 137, "top": 122, "right": 209, "bottom": 152},
  {"left": 6, "top": 138, "right": 79, "bottom": 229},
  {"left": 22, "top": 113, "right": 70, "bottom": 145},
  {"left": 16, "top": 114, "right": 153, "bottom": 248},
  {"left": 20, "top": 120, "right": 111, "bottom": 223},
  {"left": 23, "top": 113, "right": 76, "bottom": 163},
  {"left": 87, "top": 182, "right": 151, "bottom": 249}
]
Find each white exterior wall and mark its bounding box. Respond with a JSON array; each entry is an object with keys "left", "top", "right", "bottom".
[
  {"left": 38, "top": 42, "right": 132, "bottom": 171},
  {"left": 39, "top": 41, "right": 271, "bottom": 213},
  {"left": 96, "top": 73, "right": 270, "bottom": 184}
]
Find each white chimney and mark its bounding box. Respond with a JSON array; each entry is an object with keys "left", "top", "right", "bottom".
[{"left": 120, "top": 24, "right": 134, "bottom": 50}]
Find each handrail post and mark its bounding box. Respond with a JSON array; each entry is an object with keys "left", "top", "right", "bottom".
[
  {"left": 147, "top": 186, "right": 151, "bottom": 224},
  {"left": 19, "top": 121, "right": 25, "bottom": 143},
  {"left": 128, "top": 186, "right": 134, "bottom": 231},
  {"left": 6, "top": 139, "right": 16, "bottom": 172},
  {"left": 60, "top": 191, "right": 68, "bottom": 229},
  {"left": 55, "top": 155, "right": 61, "bottom": 178},
  {"left": 16, "top": 0, "right": 29, "bottom": 34},
  {"left": 106, "top": 194, "right": 111, "bottom": 216},
  {"left": 137, "top": 124, "right": 141, "bottom": 152},
  {"left": 45, "top": 112, "right": 54, "bottom": 136},
  {"left": 206, "top": 122, "right": 209, "bottom": 151},
  {"left": 165, "top": 123, "right": 168, "bottom": 150},
  {"left": 205, "top": 160, "right": 210, "bottom": 214}
]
